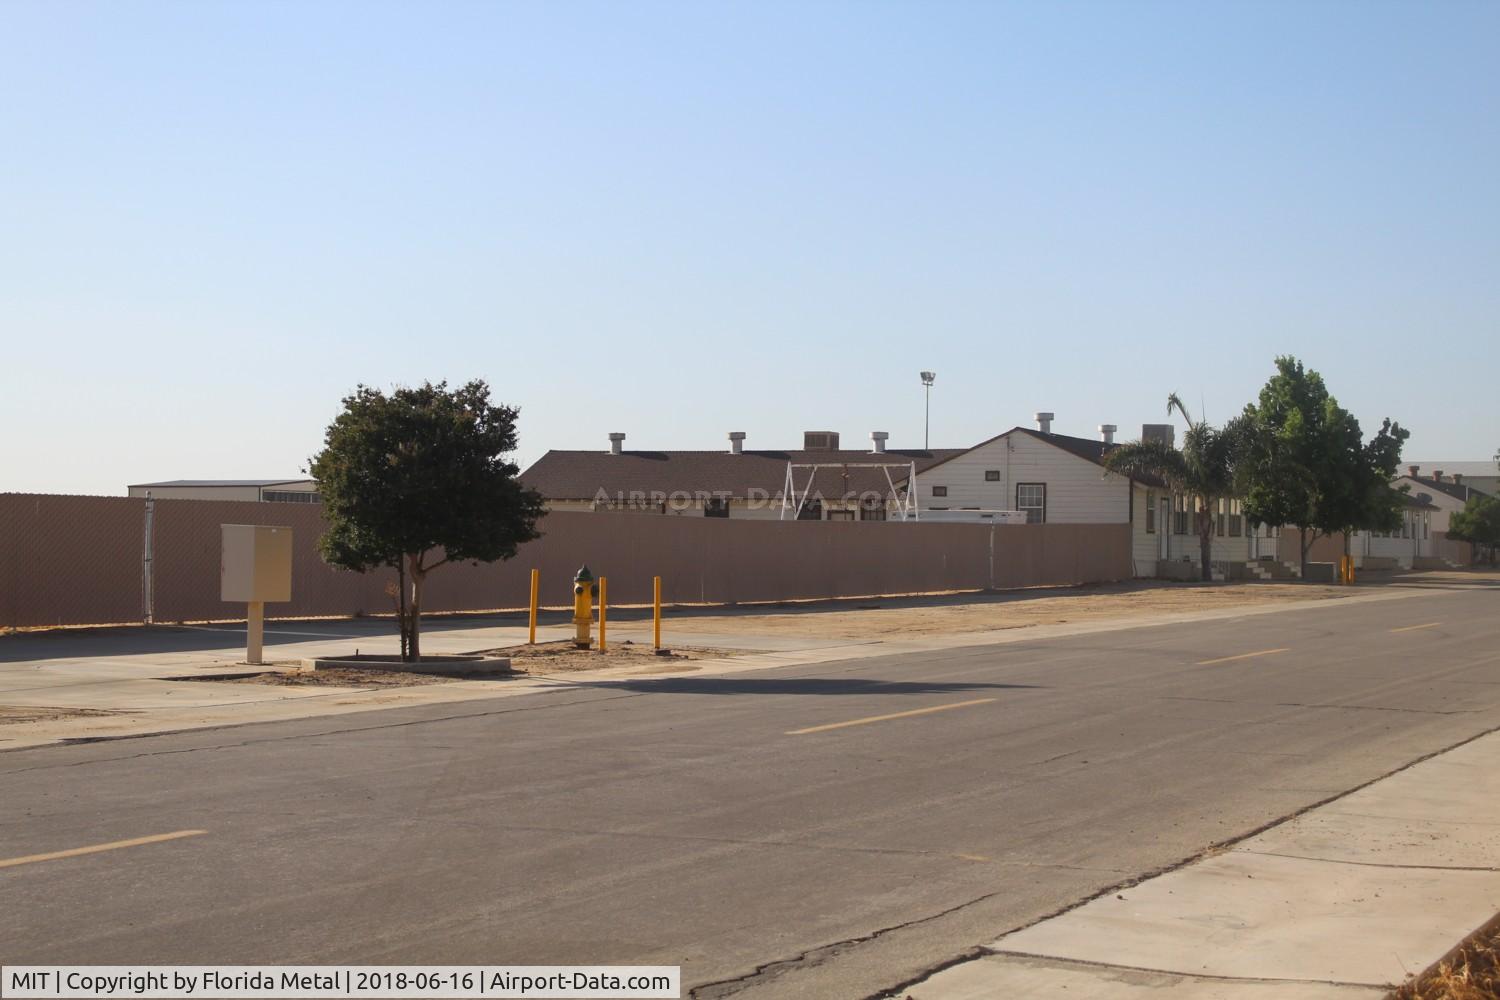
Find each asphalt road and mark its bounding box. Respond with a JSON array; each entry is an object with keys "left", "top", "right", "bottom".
[{"left": 3, "top": 581, "right": 1499, "bottom": 998}]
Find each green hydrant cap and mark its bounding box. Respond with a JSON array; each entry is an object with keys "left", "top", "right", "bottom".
[{"left": 574, "top": 565, "right": 594, "bottom": 583}]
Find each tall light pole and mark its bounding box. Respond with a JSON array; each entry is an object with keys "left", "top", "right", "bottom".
[{"left": 919, "top": 371, "right": 936, "bottom": 450}]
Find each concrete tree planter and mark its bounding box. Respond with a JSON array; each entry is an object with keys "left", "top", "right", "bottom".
[{"left": 299, "top": 654, "right": 513, "bottom": 676}]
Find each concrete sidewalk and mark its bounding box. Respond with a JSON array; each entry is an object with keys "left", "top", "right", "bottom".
[
  {"left": 0, "top": 583, "right": 1466, "bottom": 751},
  {"left": 905, "top": 727, "right": 1500, "bottom": 998}
]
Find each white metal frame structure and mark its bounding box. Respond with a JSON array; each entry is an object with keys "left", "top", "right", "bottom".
[{"left": 780, "top": 461, "right": 920, "bottom": 521}]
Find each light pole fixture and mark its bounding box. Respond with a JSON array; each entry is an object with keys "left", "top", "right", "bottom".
[{"left": 919, "top": 371, "right": 936, "bottom": 450}]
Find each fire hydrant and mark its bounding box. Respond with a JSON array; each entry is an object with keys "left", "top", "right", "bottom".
[{"left": 572, "top": 565, "right": 595, "bottom": 649}]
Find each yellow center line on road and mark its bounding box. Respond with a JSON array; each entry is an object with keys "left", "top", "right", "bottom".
[
  {"left": 1196, "top": 647, "right": 1291, "bottom": 666},
  {"left": 1390, "top": 622, "right": 1442, "bottom": 633},
  {"left": 786, "top": 698, "right": 997, "bottom": 736},
  {"left": 0, "top": 830, "right": 207, "bottom": 870}
]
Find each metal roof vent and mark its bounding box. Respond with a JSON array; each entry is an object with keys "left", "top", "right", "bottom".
[
  {"left": 1099, "top": 424, "right": 1117, "bottom": 445},
  {"left": 870, "top": 431, "right": 889, "bottom": 454},
  {"left": 728, "top": 431, "right": 746, "bottom": 455},
  {"left": 803, "top": 431, "right": 840, "bottom": 452},
  {"left": 1034, "top": 412, "right": 1055, "bottom": 434},
  {"left": 608, "top": 432, "right": 626, "bottom": 455},
  {"left": 1142, "top": 424, "right": 1175, "bottom": 447}
]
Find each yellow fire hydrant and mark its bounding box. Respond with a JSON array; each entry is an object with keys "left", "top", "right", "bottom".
[{"left": 572, "top": 565, "right": 595, "bottom": 649}]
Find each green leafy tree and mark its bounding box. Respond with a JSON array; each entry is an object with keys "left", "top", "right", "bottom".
[
  {"left": 1236, "top": 357, "right": 1408, "bottom": 577},
  {"left": 308, "top": 380, "right": 546, "bottom": 661},
  {"left": 1343, "top": 417, "right": 1410, "bottom": 538},
  {"left": 1448, "top": 494, "right": 1500, "bottom": 565},
  {"left": 1104, "top": 393, "right": 1243, "bottom": 582}
]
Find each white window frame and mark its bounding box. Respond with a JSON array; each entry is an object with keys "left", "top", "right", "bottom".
[{"left": 1016, "top": 483, "right": 1046, "bottom": 524}]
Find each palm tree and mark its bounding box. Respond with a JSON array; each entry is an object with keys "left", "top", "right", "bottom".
[{"left": 1104, "top": 394, "right": 1242, "bottom": 582}]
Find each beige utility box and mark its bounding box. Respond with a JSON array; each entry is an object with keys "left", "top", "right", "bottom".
[{"left": 221, "top": 524, "right": 294, "bottom": 603}]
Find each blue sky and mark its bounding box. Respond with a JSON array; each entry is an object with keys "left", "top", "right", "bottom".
[{"left": 3, "top": 0, "right": 1496, "bottom": 495}]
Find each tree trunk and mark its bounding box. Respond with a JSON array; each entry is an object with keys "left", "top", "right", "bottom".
[
  {"left": 1298, "top": 527, "right": 1309, "bottom": 580},
  {"left": 1198, "top": 505, "right": 1214, "bottom": 582},
  {"left": 406, "top": 553, "right": 425, "bottom": 663},
  {"left": 395, "top": 559, "right": 410, "bottom": 661}
]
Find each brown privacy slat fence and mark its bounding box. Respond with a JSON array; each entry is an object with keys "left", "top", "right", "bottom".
[
  {"left": 1275, "top": 525, "right": 1473, "bottom": 568},
  {"left": 1, "top": 493, "right": 1132, "bottom": 628}
]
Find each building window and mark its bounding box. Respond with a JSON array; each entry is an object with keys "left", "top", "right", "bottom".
[
  {"left": 1145, "top": 491, "right": 1156, "bottom": 534},
  {"left": 1173, "top": 494, "right": 1190, "bottom": 535},
  {"left": 932, "top": 485, "right": 948, "bottom": 497},
  {"left": 264, "top": 490, "right": 321, "bottom": 504},
  {"left": 1016, "top": 483, "right": 1046, "bottom": 524},
  {"left": 984, "top": 470, "right": 1000, "bottom": 482},
  {"left": 826, "top": 509, "right": 855, "bottom": 521},
  {"left": 704, "top": 497, "right": 729, "bottom": 518},
  {"left": 797, "top": 499, "right": 823, "bottom": 521},
  {"left": 860, "top": 498, "right": 886, "bottom": 522}
]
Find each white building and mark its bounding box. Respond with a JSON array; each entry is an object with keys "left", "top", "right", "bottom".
[
  {"left": 126, "top": 479, "right": 320, "bottom": 503},
  {"left": 1391, "top": 467, "right": 1486, "bottom": 534},
  {"left": 914, "top": 414, "right": 1276, "bottom": 579},
  {"left": 1350, "top": 493, "right": 1438, "bottom": 569}
]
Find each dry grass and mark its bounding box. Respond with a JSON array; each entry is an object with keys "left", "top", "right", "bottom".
[{"left": 1391, "top": 915, "right": 1500, "bottom": 999}]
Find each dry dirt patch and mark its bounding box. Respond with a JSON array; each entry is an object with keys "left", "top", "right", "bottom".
[
  {"left": 659, "top": 579, "right": 1364, "bottom": 640},
  {"left": 190, "top": 666, "right": 468, "bottom": 687},
  {"left": 177, "top": 642, "right": 736, "bottom": 687},
  {"left": 478, "top": 640, "right": 739, "bottom": 674},
  {"left": 0, "top": 706, "right": 124, "bottom": 725}
]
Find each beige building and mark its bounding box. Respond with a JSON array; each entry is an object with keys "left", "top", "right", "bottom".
[{"left": 126, "top": 479, "right": 320, "bottom": 503}]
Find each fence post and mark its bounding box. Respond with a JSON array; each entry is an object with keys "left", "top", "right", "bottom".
[
  {"left": 528, "top": 568, "right": 539, "bottom": 644},
  {"left": 141, "top": 494, "right": 155, "bottom": 624},
  {"left": 988, "top": 524, "right": 995, "bottom": 591},
  {"left": 598, "top": 577, "right": 608, "bottom": 652},
  {"left": 653, "top": 575, "right": 662, "bottom": 651}
]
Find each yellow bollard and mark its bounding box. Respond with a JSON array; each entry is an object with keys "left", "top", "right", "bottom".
[
  {"left": 598, "top": 577, "right": 608, "bottom": 652},
  {"left": 572, "top": 565, "right": 595, "bottom": 650},
  {"left": 528, "top": 568, "right": 539, "bottom": 644},
  {"left": 653, "top": 575, "right": 662, "bottom": 651}
]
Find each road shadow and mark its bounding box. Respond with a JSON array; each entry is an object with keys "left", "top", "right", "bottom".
[
  {"left": 582, "top": 676, "right": 1042, "bottom": 696},
  {"left": 0, "top": 620, "right": 402, "bottom": 664}
]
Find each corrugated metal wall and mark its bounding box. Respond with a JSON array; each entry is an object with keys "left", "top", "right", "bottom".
[{"left": 1, "top": 494, "right": 1133, "bottom": 628}]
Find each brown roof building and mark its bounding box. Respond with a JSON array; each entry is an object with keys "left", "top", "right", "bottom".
[{"left": 521, "top": 431, "right": 964, "bottom": 519}]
